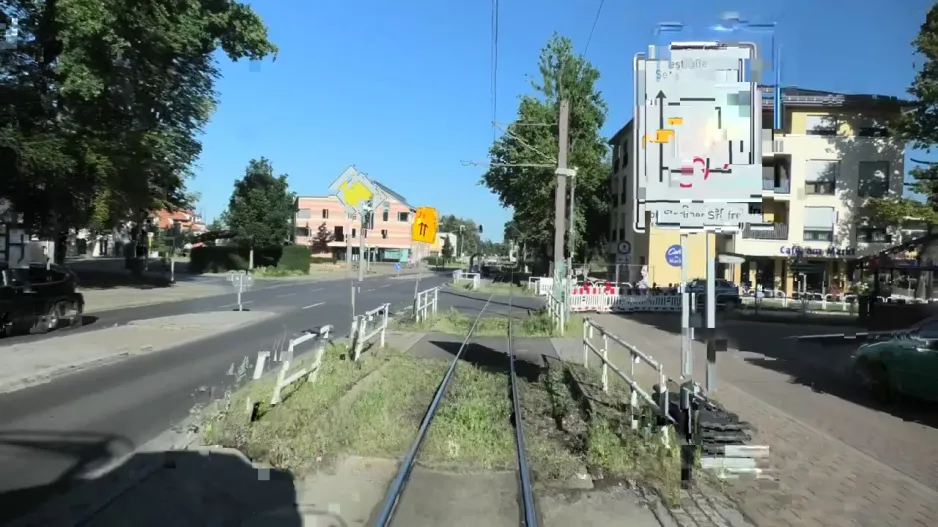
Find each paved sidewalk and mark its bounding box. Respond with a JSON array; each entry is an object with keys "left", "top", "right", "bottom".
[
  {"left": 0, "top": 311, "right": 275, "bottom": 394},
  {"left": 588, "top": 313, "right": 938, "bottom": 527},
  {"left": 81, "top": 281, "right": 231, "bottom": 313}
]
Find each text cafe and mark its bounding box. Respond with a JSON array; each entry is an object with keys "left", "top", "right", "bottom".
[{"left": 736, "top": 245, "right": 859, "bottom": 294}]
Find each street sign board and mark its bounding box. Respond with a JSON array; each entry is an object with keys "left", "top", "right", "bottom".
[
  {"left": 411, "top": 206, "right": 438, "bottom": 244},
  {"left": 329, "top": 166, "right": 386, "bottom": 215}
]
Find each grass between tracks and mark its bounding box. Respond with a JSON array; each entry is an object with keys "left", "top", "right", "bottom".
[
  {"left": 391, "top": 307, "right": 584, "bottom": 338},
  {"left": 201, "top": 327, "right": 680, "bottom": 506}
]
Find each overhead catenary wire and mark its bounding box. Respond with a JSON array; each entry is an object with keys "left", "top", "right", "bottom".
[
  {"left": 583, "top": 0, "right": 606, "bottom": 57},
  {"left": 490, "top": 0, "right": 500, "bottom": 141}
]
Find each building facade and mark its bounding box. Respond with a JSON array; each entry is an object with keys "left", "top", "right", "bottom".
[
  {"left": 295, "top": 181, "right": 430, "bottom": 263},
  {"left": 609, "top": 87, "right": 913, "bottom": 294}
]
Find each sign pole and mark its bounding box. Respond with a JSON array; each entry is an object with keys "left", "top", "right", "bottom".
[
  {"left": 705, "top": 232, "right": 717, "bottom": 392},
  {"left": 358, "top": 209, "right": 367, "bottom": 282},
  {"left": 680, "top": 233, "right": 692, "bottom": 378},
  {"left": 552, "top": 99, "right": 570, "bottom": 276}
]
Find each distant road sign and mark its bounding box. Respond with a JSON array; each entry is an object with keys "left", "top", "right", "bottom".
[
  {"left": 329, "top": 166, "right": 380, "bottom": 215},
  {"left": 411, "top": 207, "right": 438, "bottom": 244}
]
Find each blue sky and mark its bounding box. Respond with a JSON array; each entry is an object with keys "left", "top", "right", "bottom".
[{"left": 192, "top": 0, "right": 933, "bottom": 241}]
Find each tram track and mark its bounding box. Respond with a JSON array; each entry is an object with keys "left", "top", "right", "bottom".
[{"left": 371, "top": 280, "right": 539, "bottom": 527}]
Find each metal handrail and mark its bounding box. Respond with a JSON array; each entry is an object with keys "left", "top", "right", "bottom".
[{"left": 372, "top": 294, "right": 495, "bottom": 527}]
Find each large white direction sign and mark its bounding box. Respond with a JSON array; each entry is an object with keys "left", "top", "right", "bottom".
[{"left": 634, "top": 43, "right": 766, "bottom": 231}]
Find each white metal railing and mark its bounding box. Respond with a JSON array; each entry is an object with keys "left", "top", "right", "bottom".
[
  {"left": 352, "top": 303, "right": 390, "bottom": 360},
  {"left": 268, "top": 325, "right": 334, "bottom": 406},
  {"left": 452, "top": 269, "right": 481, "bottom": 290},
  {"left": 414, "top": 286, "right": 439, "bottom": 322},
  {"left": 546, "top": 290, "right": 566, "bottom": 336},
  {"left": 582, "top": 318, "right": 674, "bottom": 440}
]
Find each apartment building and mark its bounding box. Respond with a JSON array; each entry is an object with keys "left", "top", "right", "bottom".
[
  {"left": 609, "top": 86, "right": 913, "bottom": 293},
  {"left": 294, "top": 181, "right": 429, "bottom": 263},
  {"left": 151, "top": 209, "right": 207, "bottom": 233}
]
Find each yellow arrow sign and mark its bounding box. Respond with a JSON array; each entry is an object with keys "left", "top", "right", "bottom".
[{"left": 411, "top": 206, "right": 438, "bottom": 244}]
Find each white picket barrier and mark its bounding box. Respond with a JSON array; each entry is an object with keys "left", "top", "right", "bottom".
[
  {"left": 567, "top": 285, "right": 683, "bottom": 314},
  {"left": 269, "top": 325, "right": 334, "bottom": 406},
  {"left": 414, "top": 286, "right": 439, "bottom": 322},
  {"left": 453, "top": 270, "right": 481, "bottom": 290},
  {"left": 352, "top": 303, "right": 390, "bottom": 360}
]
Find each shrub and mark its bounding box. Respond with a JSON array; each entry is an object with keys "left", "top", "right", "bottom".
[
  {"left": 190, "top": 245, "right": 286, "bottom": 273},
  {"left": 279, "top": 245, "right": 311, "bottom": 272}
]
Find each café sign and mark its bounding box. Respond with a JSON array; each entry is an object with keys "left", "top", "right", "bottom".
[{"left": 779, "top": 246, "right": 857, "bottom": 258}]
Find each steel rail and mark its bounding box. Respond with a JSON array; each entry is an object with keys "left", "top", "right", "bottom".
[
  {"left": 508, "top": 275, "right": 538, "bottom": 527},
  {"left": 371, "top": 294, "right": 495, "bottom": 527}
]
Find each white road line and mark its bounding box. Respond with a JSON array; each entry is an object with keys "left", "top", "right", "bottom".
[
  {"left": 380, "top": 284, "right": 392, "bottom": 288},
  {"left": 276, "top": 293, "right": 296, "bottom": 298},
  {"left": 302, "top": 302, "right": 325, "bottom": 310},
  {"left": 365, "top": 288, "right": 375, "bottom": 292},
  {"left": 219, "top": 301, "right": 253, "bottom": 309}
]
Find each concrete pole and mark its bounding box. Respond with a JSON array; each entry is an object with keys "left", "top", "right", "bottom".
[{"left": 552, "top": 99, "right": 570, "bottom": 276}]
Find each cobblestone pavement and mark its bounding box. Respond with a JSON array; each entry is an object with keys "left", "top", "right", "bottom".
[{"left": 588, "top": 314, "right": 938, "bottom": 527}]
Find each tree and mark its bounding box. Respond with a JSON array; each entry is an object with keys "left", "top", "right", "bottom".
[
  {"left": 481, "top": 34, "right": 611, "bottom": 263},
  {"left": 862, "top": 6, "right": 938, "bottom": 296},
  {"left": 222, "top": 158, "right": 295, "bottom": 246},
  {"left": 441, "top": 236, "right": 455, "bottom": 261},
  {"left": 0, "top": 0, "right": 277, "bottom": 254},
  {"left": 311, "top": 222, "right": 334, "bottom": 252},
  {"left": 439, "top": 214, "right": 482, "bottom": 255}
]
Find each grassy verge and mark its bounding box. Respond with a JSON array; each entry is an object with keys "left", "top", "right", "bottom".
[
  {"left": 544, "top": 361, "right": 681, "bottom": 506},
  {"left": 391, "top": 307, "right": 582, "bottom": 337}
]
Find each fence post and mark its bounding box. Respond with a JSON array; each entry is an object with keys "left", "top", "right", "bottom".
[
  {"left": 658, "top": 364, "right": 669, "bottom": 427},
  {"left": 352, "top": 316, "right": 364, "bottom": 361},
  {"left": 601, "top": 332, "right": 609, "bottom": 393},
  {"left": 271, "top": 359, "right": 291, "bottom": 405},
  {"left": 380, "top": 305, "right": 388, "bottom": 348},
  {"left": 582, "top": 319, "right": 589, "bottom": 367},
  {"left": 253, "top": 351, "right": 270, "bottom": 380},
  {"left": 433, "top": 287, "right": 438, "bottom": 315}
]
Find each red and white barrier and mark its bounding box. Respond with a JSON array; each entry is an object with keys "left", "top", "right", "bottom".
[{"left": 569, "top": 287, "right": 682, "bottom": 314}]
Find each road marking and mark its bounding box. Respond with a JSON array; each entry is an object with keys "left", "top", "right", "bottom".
[
  {"left": 380, "top": 284, "right": 392, "bottom": 288},
  {"left": 365, "top": 288, "right": 375, "bottom": 292},
  {"left": 219, "top": 301, "right": 253, "bottom": 309},
  {"left": 302, "top": 302, "right": 325, "bottom": 310},
  {"left": 277, "top": 293, "right": 296, "bottom": 298}
]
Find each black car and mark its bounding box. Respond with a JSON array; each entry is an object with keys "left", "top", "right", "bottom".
[{"left": 0, "top": 262, "right": 85, "bottom": 337}]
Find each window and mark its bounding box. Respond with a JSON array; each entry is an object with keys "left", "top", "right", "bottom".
[
  {"left": 804, "top": 160, "right": 838, "bottom": 195},
  {"left": 321, "top": 209, "right": 329, "bottom": 219},
  {"left": 805, "top": 115, "right": 837, "bottom": 136},
  {"left": 858, "top": 161, "right": 889, "bottom": 198},
  {"left": 857, "top": 228, "right": 892, "bottom": 244},
  {"left": 295, "top": 226, "right": 310, "bottom": 238},
  {"left": 296, "top": 209, "right": 311, "bottom": 219},
  {"left": 351, "top": 228, "right": 357, "bottom": 238},
  {"left": 802, "top": 206, "right": 835, "bottom": 242},
  {"left": 382, "top": 210, "right": 389, "bottom": 222},
  {"left": 856, "top": 118, "right": 890, "bottom": 138},
  {"left": 620, "top": 175, "right": 627, "bottom": 203},
  {"left": 613, "top": 145, "right": 620, "bottom": 172},
  {"left": 381, "top": 229, "right": 388, "bottom": 239},
  {"left": 620, "top": 140, "right": 629, "bottom": 169},
  {"left": 397, "top": 212, "right": 409, "bottom": 222}
]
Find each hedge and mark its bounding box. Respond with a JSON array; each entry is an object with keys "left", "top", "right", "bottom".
[{"left": 190, "top": 245, "right": 321, "bottom": 273}]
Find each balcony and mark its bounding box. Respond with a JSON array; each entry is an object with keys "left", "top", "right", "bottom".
[
  {"left": 742, "top": 223, "right": 789, "bottom": 240},
  {"left": 762, "top": 178, "right": 791, "bottom": 194},
  {"left": 761, "top": 128, "right": 785, "bottom": 156}
]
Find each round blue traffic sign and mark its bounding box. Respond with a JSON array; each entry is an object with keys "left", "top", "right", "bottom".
[
  {"left": 665, "top": 245, "right": 682, "bottom": 267},
  {"left": 395, "top": 263, "right": 401, "bottom": 271}
]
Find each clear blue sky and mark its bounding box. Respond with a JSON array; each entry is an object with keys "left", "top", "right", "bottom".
[{"left": 191, "top": 0, "right": 933, "bottom": 241}]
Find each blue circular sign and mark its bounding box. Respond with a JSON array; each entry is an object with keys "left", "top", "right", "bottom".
[
  {"left": 395, "top": 263, "right": 401, "bottom": 271},
  {"left": 665, "top": 245, "right": 682, "bottom": 267}
]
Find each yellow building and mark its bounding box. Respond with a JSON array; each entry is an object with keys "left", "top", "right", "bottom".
[{"left": 609, "top": 86, "right": 915, "bottom": 293}]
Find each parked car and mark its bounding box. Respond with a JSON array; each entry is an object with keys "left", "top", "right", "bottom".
[
  {"left": 0, "top": 262, "right": 85, "bottom": 337},
  {"left": 851, "top": 316, "right": 938, "bottom": 403},
  {"left": 686, "top": 278, "right": 742, "bottom": 309}
]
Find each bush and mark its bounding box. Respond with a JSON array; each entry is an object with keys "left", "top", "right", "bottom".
[
  {"left": 279, "top": 245, "right": 311, "bottom": 272},
  {"left": 190, "top": 245, "right": 289, "bottom": 273},
  {"left": 310, "top": 256, "right": 335, "bottom": 264}
]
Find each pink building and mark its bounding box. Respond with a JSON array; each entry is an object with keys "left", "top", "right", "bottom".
[{"left": 294, "top": 181, "right": 430, "bottom": 262}]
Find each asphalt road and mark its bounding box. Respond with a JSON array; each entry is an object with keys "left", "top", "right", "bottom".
[{"left": 0, "top": 272, "right": 500, "bottom": 523}]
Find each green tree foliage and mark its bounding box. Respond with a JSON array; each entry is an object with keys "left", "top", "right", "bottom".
[
  {"left": 481, "top": 34, "right": 611, "bottom": 261},
  {"left": 0, "top": 0, "right": 277, "bottom": 240},
  {"left": 441, "top": 236, "right": 454, "bottom": 261},
  {"left": 863, "top": 6, "right": 938, "bottom": 295},
  {"left": 222, "top": 158, "right": 295, "bottom": 246},
  {"left": 311, "top": 222, "right": 334, "bottom": 252},
  {"left": 439, "top": 214, "right": 482, "bottom": 255}
]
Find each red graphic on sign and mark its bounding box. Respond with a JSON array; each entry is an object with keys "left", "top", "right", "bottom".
[{"left": 679, "top": 156, "right": 729, "bottom": 189}]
